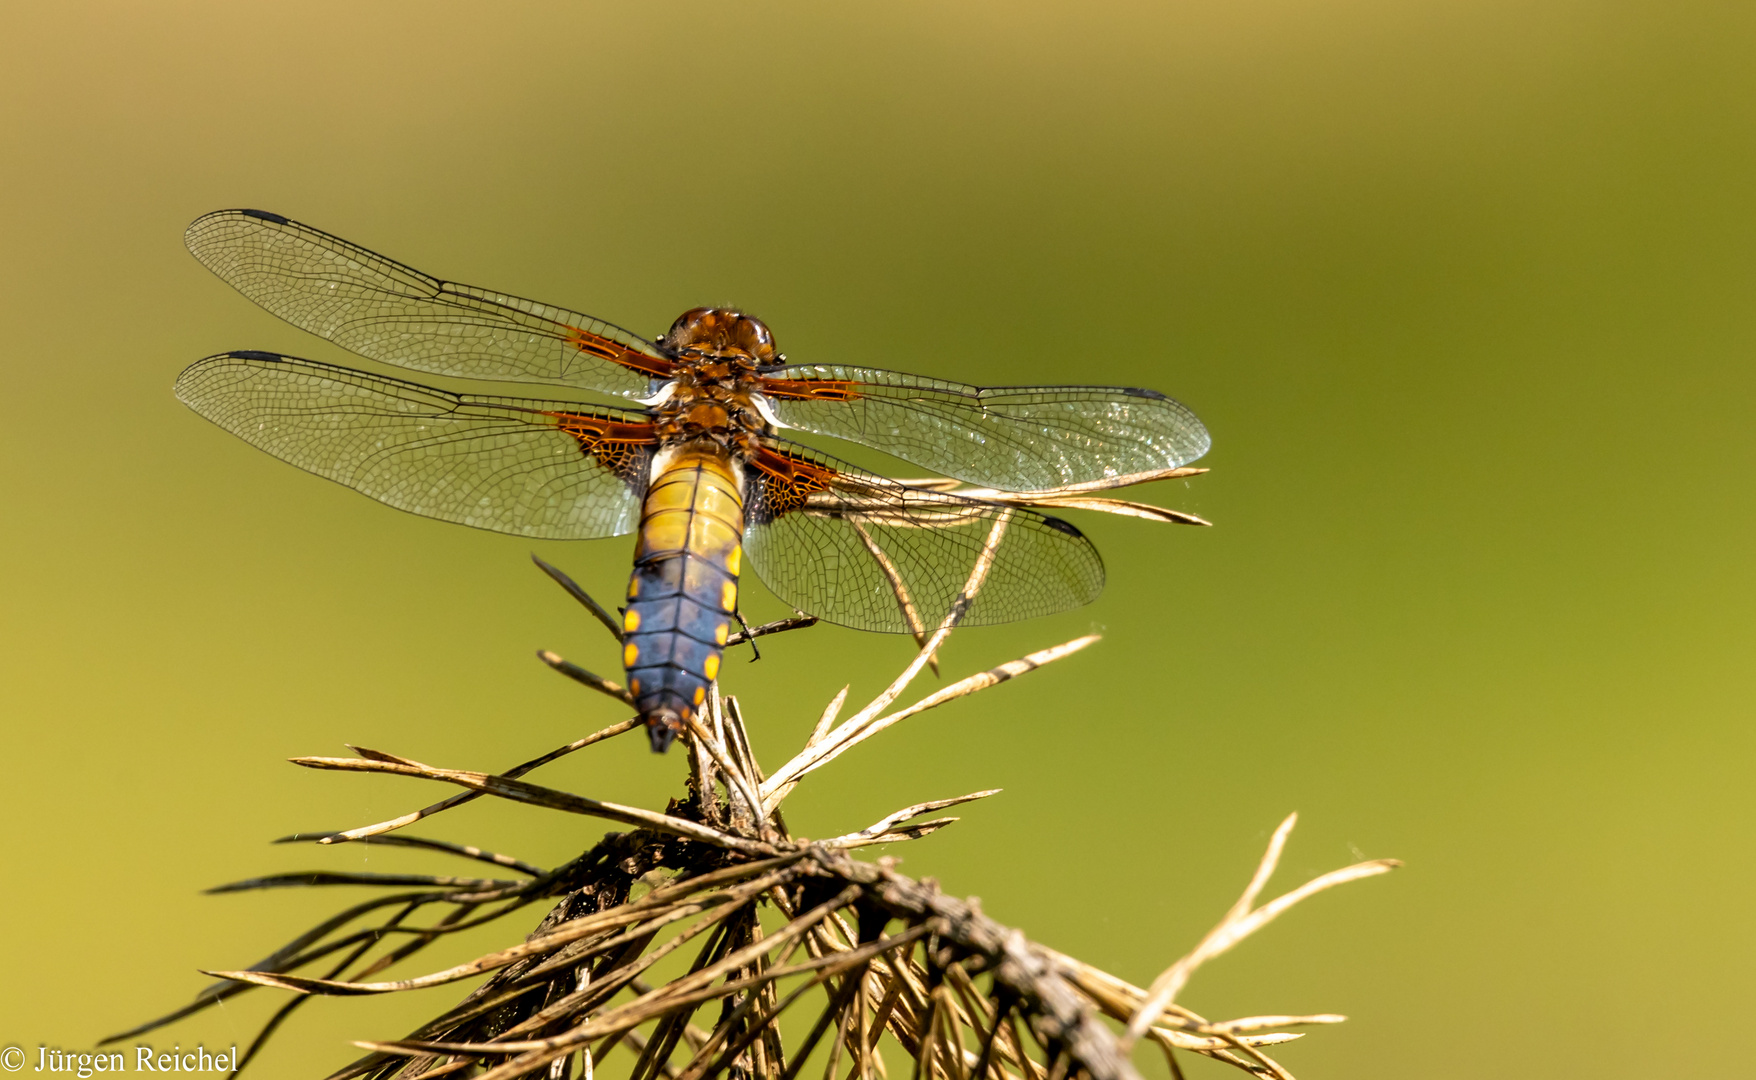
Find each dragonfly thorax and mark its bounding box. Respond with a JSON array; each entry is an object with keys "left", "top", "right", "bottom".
[
  {"left": 652, "top": 381, "right": 768, "bottom": 457},
  {"left": 662, "top": 308, "right": 778, "bottom": 367},
  {"left": 652, "top": 310, "right": 779, "bottom": 457}
]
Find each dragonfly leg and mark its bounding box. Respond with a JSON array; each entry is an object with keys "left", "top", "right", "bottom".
[{"left": 733, "top": 610, "right": 761, "bottom": 662}]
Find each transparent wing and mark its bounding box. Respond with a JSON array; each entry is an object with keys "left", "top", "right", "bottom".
[
  {"left": 185, "top": 210, "right": 674, "bottom": 397},
  {"left": 742, "top": 439, "right": 1104, "bottom": 633},
  {"left": 176, "top": 352, "right": 657, "bottom": 539},
  {"left": 758, "top": 365, "right": 1211, "bottom": 491}
]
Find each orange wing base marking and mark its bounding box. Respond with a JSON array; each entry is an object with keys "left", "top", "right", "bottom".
[
  {"left": 545, "top": 412, "right": 660, "bottom": 485},
  {"left": 751, "top": 446, "right": 840, "bottom": 517},
  {"left": 562, "top": 325, "right": 677, "bottom": 379},
  {"left": 755, "top": 377, "right": 862, "bottom": 402}
]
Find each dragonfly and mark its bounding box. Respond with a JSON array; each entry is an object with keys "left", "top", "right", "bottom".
[{"left": 178, "top": 210, "right": 1211, "bottom": 752}]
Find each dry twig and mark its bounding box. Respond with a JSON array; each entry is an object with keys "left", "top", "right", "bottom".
[{"left": 114, "top": 470, "right": 1397, "bottom": 1080}]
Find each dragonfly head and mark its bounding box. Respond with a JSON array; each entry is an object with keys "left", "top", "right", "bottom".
[{"left": 663, "top": 308, "right": 778, "bottom": 366}]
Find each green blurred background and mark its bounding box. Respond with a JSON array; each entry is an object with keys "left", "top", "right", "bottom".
[{"left": 2, "top": 1, "right": 1752, "bottom": 1075}]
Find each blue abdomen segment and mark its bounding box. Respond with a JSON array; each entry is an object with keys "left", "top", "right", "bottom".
[{"left": 622, "top": 451, "right": 744, "bottom": 752}]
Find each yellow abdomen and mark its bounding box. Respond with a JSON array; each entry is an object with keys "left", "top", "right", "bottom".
[{"left": 621, "top": 449, "right": 746, "bottom": 752}]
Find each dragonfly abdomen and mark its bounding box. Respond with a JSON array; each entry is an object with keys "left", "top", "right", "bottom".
[{"left": 623, "top": 448, "right": 745, "bottom": 752}]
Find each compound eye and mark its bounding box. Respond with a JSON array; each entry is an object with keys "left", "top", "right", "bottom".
[
  {"left": 742, "top": 321, "right": 775, "bottom": 360},
  {"left": 665, "top": 307, "right": 714, "bottom": 346}
]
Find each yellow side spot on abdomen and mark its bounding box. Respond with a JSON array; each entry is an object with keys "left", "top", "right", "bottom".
[
  {"left": 693, "top": 686, "right": 706, "bottom": 705},
  {"left": 714, "top": 622, "right": 729, "bottom": 645},
  {"left": 703, "top": 654, "right": 720, "bottom": 681},
  {"left": 627, "top": 578, "right": 640, "bottom": 599},
  {"left": 623, "top": 642, "right": 639, "bottom": 668},
  {"left": 630, "top": 677, "right": 641, "bottom": 695},
  {"left": 720, "top": 580, "right": 737, "bottom": 611},
  {"left": 725, "top": 545, "right": 741, "bottom": 576},
  {"left": 623, "top": 609, "right": 641, "bottom": 633}
]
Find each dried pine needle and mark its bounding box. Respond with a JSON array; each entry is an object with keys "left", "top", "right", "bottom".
[{"left": 113, "top": 541, "right": 1397, "bottom": 1080}]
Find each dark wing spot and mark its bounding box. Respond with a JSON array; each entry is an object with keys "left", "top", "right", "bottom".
[
  {"left": 227, "top": 350, "right": 286, "bottom": 362},
  {"left": 1040, "top": 515, "right": 1085, "bottom": 537},
  {"left": 1122, "top": 387, "right": 1167, "bottom": 400},
  {"left": 240, "top": 209, "right": 290, "bottom": 224}
]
